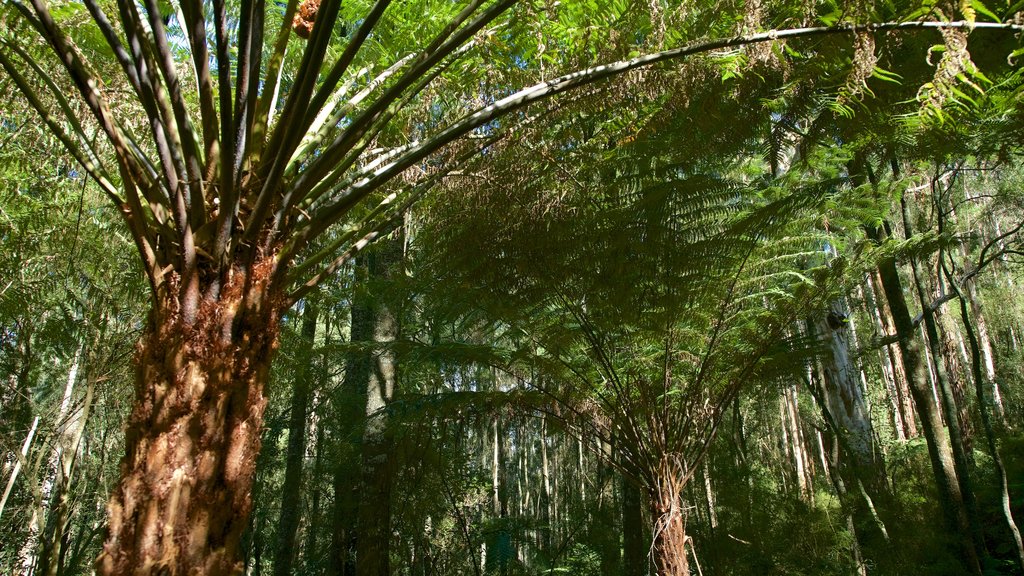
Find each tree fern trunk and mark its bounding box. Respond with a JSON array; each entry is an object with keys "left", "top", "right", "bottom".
[
  {"left": 649, "top": 462, "right": 688, "bottom": 576},
  {"left": 97, "top": 261, "right": 284, "bottom": 576}
]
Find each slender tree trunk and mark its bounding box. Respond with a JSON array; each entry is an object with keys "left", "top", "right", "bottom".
[
  {"left": 902, "top": 199, "right": 987, "bottom": 566},
  {"left": 329, "top": 256, "right": 375, "bottom": 576},
  {"left": 540, "top": 416, "right": 553, "bottom": 555},
  {"left": 97, "top": 260, "right": 285, "bottom": 576},
  {"left": 355, "top": 233, "right": 402, "bottom": 576},
  {"left": 868, "top": 226, "right": 982, "bottom": 576},
  {"left": 951, "top": 278, "right": 1024, "bottom": 572},
  {"left": 966, "top": 285, "right": 1005, "bottom": 422},
  {"left": 871, "top": 272, "right": 918, "bottom": 437},
  {"left": 0, "top": 416, "right": 40, "bottom": 524},
  {"left": 272, "top": 305, "right": 318, "bottom": 576},
  {"left": 782, "top": 383, "right": 811, "bottom": 501},
  {"left": 305, "top": 418, "right": 326, "bottom": 568},
  {"left": 40, "top": 342, "right": 97, "bottom": 576},
  {"left": 595, "top": 439, "right": 620, "bottom": 576},
  {"left": 622, "top": 477, "right": 646, "bottom": 576}
]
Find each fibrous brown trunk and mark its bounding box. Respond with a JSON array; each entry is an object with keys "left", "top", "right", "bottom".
[
  {"left": 97, "top": 262, "right": 284, "bottom": 576},
  {"left": 649, "top": 462, "right": 688, "bottom": 576}
]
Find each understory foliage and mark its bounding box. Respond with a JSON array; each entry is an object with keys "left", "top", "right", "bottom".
[{"left": 3, "top": 0, "right": 1024, "bottom": 575}]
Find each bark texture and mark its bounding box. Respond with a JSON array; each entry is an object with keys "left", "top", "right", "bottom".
[
  {"left": 97, "top": 261, "right": 284, "bottom": 576},
  {"left": 649, "top": 457, "right": 689, "bottom": 576},
  {"left": 870, "top": 232, "right": 982, "bottom": 575},
  {"left": 355, "top": 233, "right": 402, "bottom": 576}
]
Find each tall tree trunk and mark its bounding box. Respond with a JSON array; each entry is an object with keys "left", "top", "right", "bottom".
[
  {"left": 272, "top": 304, "right": 318, "bottom": 576},
  {"left": 966, "top": 284, "right": 1005, "bottom": 422},
  {"left": 540, "top": 415, "right": 553, "bottom": 556},
  {"left": 0, "top": 416, "right": 40, "bottom": 524},
  {"left": 97, "top": 260, "right": 284, "bottom": 576},
  {"left": 951, "top": 276, "right": 1024, "bottom": 572},
  {"left": 808, "top": 304, "right": 893, "bottom": 567},
  {"left": 40, "top": 341, "right": 97, "bottom": 576},
  {"left": 329, "top": 256, "right": 375, "bottom": 576},
  {"left": 622, "top": 476, "right": 645, "bottom": 576},
  {"left": 868, "top": 226, "right": 982, "bottom": 576},
  {"left": 305, "top": 418, "right": 327, "bottom": 568},
  {"left": 595, "top": 439, "right": 620, "bottom": 576},
  {"left": 865, "top": 272, "right": 915, "bottom": 439},
  {"left": 782, "top": 383, "right": 812, "bottom": 501},
  {"left": 902, "top": 199, "right": 987, "bottom": 566},
  {"left": 355, "top": 232, "right": 403, "bottom": 576}
]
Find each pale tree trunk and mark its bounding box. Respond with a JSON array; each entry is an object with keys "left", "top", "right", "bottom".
[
  {"left": 272, "top": 304, "right": 317, "bottom": 576},
  {"left": 782, "top": 383, "right": 812, "bottom": 501},
  {"left": 701, "top": 460, "right": 717, "bottom": 532},
  {"left": 0, "top": 416, "right": 40, "bottom": 524},
  {"left": 960, "top": 182, "right": 1010, "bottom": 422},
  {"left": 540, "top": 416, "right": 553, "bottom": 555},
  {"left": 809, "top": 303, "right": 893, "bottom": 567},
  {"left": 40, "top": 338, "right": 98, "bottom": 576},
  {"left": 967, "top": 284, "right": 1005, "bottom": 422},
  {"left": 356, "top": 232, "right": 402, "bottom": 576},
  {"left": 97, "top": 260, "right": 284, "bottom": 576},
  {"left": 815, "top": 307, "right": 880, "bottom": 478},
  {"left": 21, "top": 344, "right": 84, "bottom": 576}
]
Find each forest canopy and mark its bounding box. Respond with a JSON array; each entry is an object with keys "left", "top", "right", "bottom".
[{"left": 2, "top": 0, "right": 1024, "bottom": 575}]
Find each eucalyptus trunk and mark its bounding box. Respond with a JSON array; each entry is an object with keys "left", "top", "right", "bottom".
[
  {"left": 356, "top": 232, "right": 403, "bottom": 576},
  {"left": 329, "top": 254, "right": 375, "bottom": 576},
  {"left": 272, "top": 304, "right": 318, "bottom": 576},
  {"left": 97, "top": 261, "right": 284, "bottom": 576},
  {"left": 869, "top": 227, "right": 981, "bottom": 576}
]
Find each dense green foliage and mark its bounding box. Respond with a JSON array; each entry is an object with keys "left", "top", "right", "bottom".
[{"left": 3, "top": 0, "right": 1024, "bottom": 574}]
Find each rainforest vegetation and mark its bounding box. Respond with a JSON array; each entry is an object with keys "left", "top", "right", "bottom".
[{"left": 2, "top": 0, "right": 1024, "bottom": 575}]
